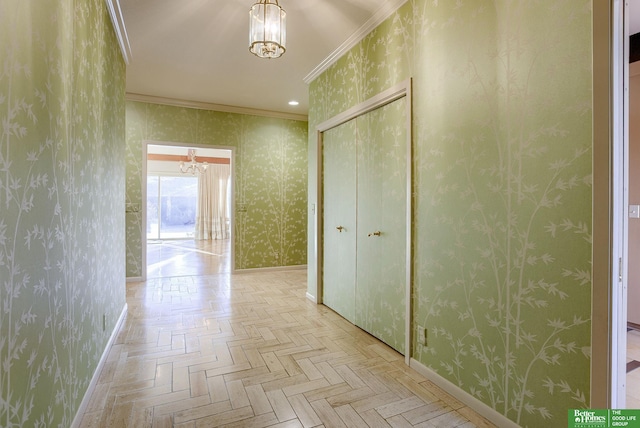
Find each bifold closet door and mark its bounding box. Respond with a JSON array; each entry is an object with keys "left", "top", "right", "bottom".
[
  {"left": 355, "top": 98, "right": 407, "bottom": 354},
  {"left": 322, "top": 120, "right": 357, "bottom": 323}
]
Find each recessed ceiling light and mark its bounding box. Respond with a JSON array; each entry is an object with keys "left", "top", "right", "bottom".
[{"left": 288, "top": 100, "right": 299, "bottom": 106}]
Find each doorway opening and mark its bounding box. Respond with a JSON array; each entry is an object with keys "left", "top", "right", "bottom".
[
  {"left": 609, "top": 0, "right": 640, "bottom": 410},
  {"left": 143, "top": 142, "right": 234, "bottom": 279}
]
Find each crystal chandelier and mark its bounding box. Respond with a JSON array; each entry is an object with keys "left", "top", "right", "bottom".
[
  {"left": 179, "top": 149, "right": 208, "bottom": 175},
  {"left": 249, "top": 0, "right": 286, "bottom": 59}
]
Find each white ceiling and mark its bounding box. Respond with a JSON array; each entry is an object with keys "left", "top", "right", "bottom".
[
  {"left": 121, "top": 0, "right": 640, "bottom": 118},
  {"left": 121, "top": 0, "right": 403, "bottom": 117}
]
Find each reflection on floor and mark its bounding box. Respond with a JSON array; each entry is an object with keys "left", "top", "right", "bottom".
[
  {"left": 629, "top": 328, "right": 640, "bottom": 408},
  {"left": 145, "top": 241, "right": 640, "bottom": 411},
  {"left": 79, "top": 241, "right": 496, "bottom": 426},
  {"left": 147, "top": 239, "right": 231, "bottom": 278}
]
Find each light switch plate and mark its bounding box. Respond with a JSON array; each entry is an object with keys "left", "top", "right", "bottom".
[
  {"left": 630, "top": 205, "right": 640, "bottom": 219},
  {"left": 417, "top": 326, "right": 426, "bottom": 346}
]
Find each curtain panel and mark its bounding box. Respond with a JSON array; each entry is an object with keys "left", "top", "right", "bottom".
[{"left": 195, "top": 164, "right": 230, "bottom": 240}]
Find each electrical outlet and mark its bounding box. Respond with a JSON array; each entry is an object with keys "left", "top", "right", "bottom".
[{"left": 417, "top": 326, "right": 426, "bottom": 346}]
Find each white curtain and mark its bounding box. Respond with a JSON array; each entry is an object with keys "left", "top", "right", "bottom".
[{"left": 195, "top": 164, "right": 230, "bottom": 240}]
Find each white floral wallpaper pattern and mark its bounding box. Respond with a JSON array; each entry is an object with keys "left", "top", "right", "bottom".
[
  {"left": 308, "top": 1, "right": 592, "bottom": 426},
  {"left": 126, "top": 102, "right": 308, "bottom": 276},
  {"left": 1, "top": 1, "right": 126, "bottom": 427}
]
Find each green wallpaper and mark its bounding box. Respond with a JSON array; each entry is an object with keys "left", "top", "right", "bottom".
[
  {"left": 308, "top": 1, "right": 592, "bottom": 426},
  {"left": 0, "top": 1, "right": 126, "bottom": 427},
  {"left": 126, "top": 102, "right": 307, "bottom": 276}
]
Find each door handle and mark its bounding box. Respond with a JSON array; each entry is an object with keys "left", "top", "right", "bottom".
[
  {"left": 336, "top": 226, "right": 345, "bottom": 233},
  {"left": 367, "top": 231, "right": 381, "bottom": 237}
]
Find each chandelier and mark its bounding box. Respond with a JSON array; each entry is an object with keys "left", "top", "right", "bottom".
[
  {"left": 249, "top": 0, "right": 286, "bottom": 59},
  {"left": 179, "top": 149, "right": 208, "bottom": 175}
]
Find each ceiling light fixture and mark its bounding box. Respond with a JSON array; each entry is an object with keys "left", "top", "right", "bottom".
[
  {"left": 179, "top": 149, "right": 208, "bottom": 175},
  {"left": 288, "top": 100, "right": 299, "bottom": 106},
  {"left": 249, "top": 0, "right": 286, "bottom": 59}
]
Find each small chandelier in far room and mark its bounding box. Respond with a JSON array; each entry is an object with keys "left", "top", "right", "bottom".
[
  {"left": 249, "top": 0, "right": 286, "bottom": 59},
  {"left": 179, "top": 149, "right": 208, "bottom": 175}
]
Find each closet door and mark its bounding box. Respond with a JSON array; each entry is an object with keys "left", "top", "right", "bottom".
[
  {"left": 322, "top": 120, "right": 357, "bottom": 323},
  {"left": 355, "top": 98, "right": 407, "bottom": 354}
]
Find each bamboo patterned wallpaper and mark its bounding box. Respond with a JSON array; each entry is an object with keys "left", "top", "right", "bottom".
[
  {"left": 308, "top": 1, "right": 592, "bottom": 426},
  {"left": 126, "top": 102, "right": 308, "bottom": 276},
  {"left": 1, "top": 1, "right": 126, "bottom": 426}
]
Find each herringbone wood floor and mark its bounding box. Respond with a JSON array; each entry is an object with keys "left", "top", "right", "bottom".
[{"left": 79, "top": 242, "right": 496, "bottom": 427}]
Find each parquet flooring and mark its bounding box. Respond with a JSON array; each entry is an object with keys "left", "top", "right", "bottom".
[
  {"left": 79, "top": 244, "right": 496, "bottom": 427},
  {"left": 147, "top": 240, "right": 231, "bottom": 278}
]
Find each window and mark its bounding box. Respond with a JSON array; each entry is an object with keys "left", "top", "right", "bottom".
[{"left": 147, "top": 175, "right": 198, "bottom": 240}]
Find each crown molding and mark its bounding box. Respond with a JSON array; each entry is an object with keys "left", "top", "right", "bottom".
[
  {"left": 105, "top": 0, "right": 132, "bottom": 64},
  {"left": 126, "top": 93, "right": 309, "bottom": 122},
  {"left": 303, "top": 0, "right": 408, "bottom": 85}
]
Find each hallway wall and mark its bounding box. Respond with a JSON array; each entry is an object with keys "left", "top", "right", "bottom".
[
  {"left": 308, "top": 1, "right": 592, "bottom": 426},
  {"left": 125, "top": 102, "right": 308, "bottom": 276},
  {"left": 0, "top": 1, "right": 126, "bottom": 426}
]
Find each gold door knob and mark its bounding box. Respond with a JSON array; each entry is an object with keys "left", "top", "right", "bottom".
[
  {"left": 336, "top": 226, "right": 345, "bottom": 232},
  {"left": 368, "top": 231, "right": 382, "bottom": 237}
]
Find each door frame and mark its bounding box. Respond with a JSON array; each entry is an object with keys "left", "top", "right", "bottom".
[
  {"left": 141, "top": 140, "right": 236, "bottom": 281},
  {"left": 313, "top": 78, "right": 413, "bottom": 363},
  {"left": 611, "top": 0, "right": 630, "bottom": 408},
  {"left": 593, "top": 0, "right": 628, "bottom": 409}
]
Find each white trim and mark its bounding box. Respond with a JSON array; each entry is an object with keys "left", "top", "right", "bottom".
[
  {"left": 409, "top": 359, "right": 521, "bottom": 428},
  {"left": 611, "top": 0, "right": 629, "bottom": 408},
  {"left": 71, "top": 304, "right": 128, "bottom": 428},
  {"left": 303, "top": 0, "right": 408, "bottom": 84},
  {"left": 126, "top": 93, "right": 308, "bottom": 122},
  {"left": 142, "top": 142, "right": 148, "bottom": 282},
  {"left": 404, "top": 80, "right": 413, "bottom": 365},
  {"left": 230, "top": 149, "right": 236, "bottom": 273},
  {"left": 104, "top": 0, "right": 132, "bottom": 64},
  {"left": 314, "top": 129, "right": 323, "bottom": 306},
  {"left": 233, "top": 264, "right": 307, "bottom": 274},
  {"left": 305, "top": 292, "right": 317, "bottom": 303},
  {"left": 126, "top": 276, "right": 143, "bottom": 282},
  {"left": 315, "top": 79, "right": 412, "bottom": 362}
]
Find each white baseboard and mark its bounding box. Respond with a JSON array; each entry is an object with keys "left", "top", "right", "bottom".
[
  {"left": 126, "top": 276, "right": 143, "bottom": 282},
  {"left": 306, "top": 292, "right": 317, "bottom": 303},
  {"left": 233, "top": 264, "right": 307, "bottom": 274},
  {"left": 409, "top": 358, "right": 520, "bottom": 428},
  {"left": 71, "top": 304, "right": 128, "bottom": 428}
]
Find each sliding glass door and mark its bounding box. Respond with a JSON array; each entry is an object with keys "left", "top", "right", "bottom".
[{"left": 147, "top": 175, "right": 198, "bottom": 240}]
